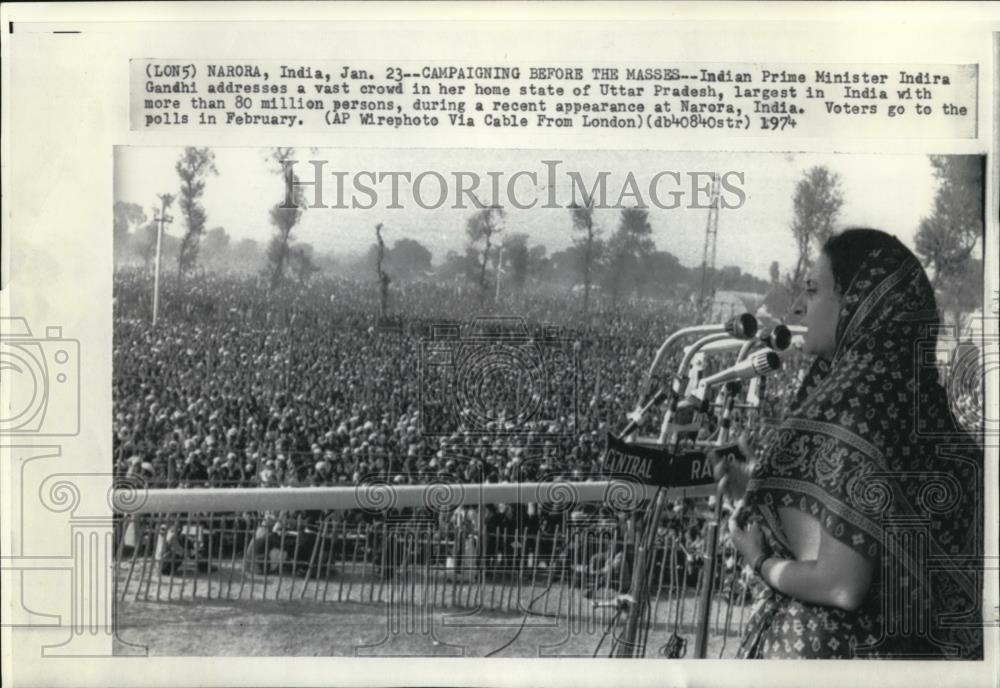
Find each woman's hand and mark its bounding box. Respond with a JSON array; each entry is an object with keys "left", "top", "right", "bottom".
[
  {"left": 727, "top": 508, "right": 766, "bottom": 563},
  {"left": 709, "top": 438, "right": 753, "bottom": 501},
  {"left": 726, "top": 506, "right": 876, "bottom": 611}
]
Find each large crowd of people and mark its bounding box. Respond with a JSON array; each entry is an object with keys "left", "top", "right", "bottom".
[
  {"left": 113, "top": 268, "right": 810, "bottom": 495},
  {"left": 112, "top": 259, "right": 983, "bottom": 629}
]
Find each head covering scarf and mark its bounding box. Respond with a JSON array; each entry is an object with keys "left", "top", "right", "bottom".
[{"left": 743, "top": 236, "right": 983, "bottom": 659}]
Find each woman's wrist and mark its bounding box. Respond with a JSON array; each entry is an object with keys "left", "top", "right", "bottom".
[{"left": 749, "top": 552, "right": 767, "bottom": 576}]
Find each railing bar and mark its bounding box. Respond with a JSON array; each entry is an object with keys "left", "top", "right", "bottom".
[
  {"left": 542, "top": 528, "right": 556, "bottom": 617},
  {"left": 226, "top": 517, "right": 239, "bottom": 600},
  {"left": 164, "top": 514, "right": 178, "bottom": 602},
  {"left": 119, "top": 515, "right": 139, "bottom": 602},
  {"left": 336, "top": 519, "right": 347, "bottom": 602},
  {"left": 144, "top": 514, "right": 161, "bottom": 602},
  {"left": 260, "top": 516, "right": 271, "bottom": 598},
  {"left": 289, "top": 514, "right": 303, "bottom": 601},
  {"left": 275, "top": 516, "right": 287, "bottom": 600},
  {"left": 321, "top": 519, "right": 337, "bottom": 603},
  {"left": 240, "top": 515, "right": 254, "bottom": 601},
  {"left": 302, "top": 518, "right": 323, "bottom": 600}
]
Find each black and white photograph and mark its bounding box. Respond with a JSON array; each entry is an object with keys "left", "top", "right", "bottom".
[
  {"left": 2, "top": 4, "right": 998, "bottom": 687},
  {"left": 110, "top": 147, "right": 987, "bottom": 659}
]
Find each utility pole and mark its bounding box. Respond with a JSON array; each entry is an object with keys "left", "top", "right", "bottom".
[
  {"left": 495, "top": 244, "right": 505, "bottom": 301},
  {"left": 698, "top": 174, "right": 721, "bottom": 320},
  {"left": 375, "top": 223, "right": 390, "bottom": 321},
  {"left": 152, "top": 193, "right": 174, "bottom": 327}
]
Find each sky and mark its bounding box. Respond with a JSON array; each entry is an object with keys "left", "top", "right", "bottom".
[{"left": 114, "top": 147, "right": 944, "bottom": 279}]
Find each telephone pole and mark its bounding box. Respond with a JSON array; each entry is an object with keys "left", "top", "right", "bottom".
[
  {"left": 152, "top": 194, "right": 174, "bottom": 327},
  {"left": 495, "top": 244, "right": 505, "bottom": 301},
  {"left": 698, "top": 174, "right": 721, "bottom": 319},
  {"left": 375, "top": 223, "right": 390, "bottom": 321}
]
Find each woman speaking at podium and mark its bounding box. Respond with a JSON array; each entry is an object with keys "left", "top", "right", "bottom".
[{"left": 714, "top": 228, "right": 982, "bottom": 659}]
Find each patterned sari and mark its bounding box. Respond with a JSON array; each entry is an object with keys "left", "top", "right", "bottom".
[{"left": 738, "top": 241, "right": 983, "bottom": 659}]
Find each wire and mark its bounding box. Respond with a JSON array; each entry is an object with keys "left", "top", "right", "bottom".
[
  {"left": 608, "top": 612, "right": 624, "bottom": 658},
  {"left": 482, "top": 569, "right": 560, "bottom": 657},
  {"left": 483, "top": 537, "right": 568, "bottom": 658},
  {"left": 592, "top": 605, "right": 624, "bottom": 657}
]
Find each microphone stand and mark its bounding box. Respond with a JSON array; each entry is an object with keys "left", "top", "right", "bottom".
[
  {"left": 611, "top": 317, "right": 758, "bottom": 658},
  {"left": 632, "top": 315, "right": 757, "bottom": 431},
  {"left": 693, "top": 380, "right": 739, "bottom": 658},
  {"left": 689, "top": 334, "right": 785, "bottom": 657},
  {"left": 654, "top": 332, "right": 737, "bottom": 445}
]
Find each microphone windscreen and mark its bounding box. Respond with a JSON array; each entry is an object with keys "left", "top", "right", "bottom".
[
  {"left": 768, "top": 325, "right": 792, "bottom": 351},
  {"left": 725, "top": 313, "right": 758, "bottom": 340},
  {"left": 750, "top": 349, "right": 781, "bottom": 376}
]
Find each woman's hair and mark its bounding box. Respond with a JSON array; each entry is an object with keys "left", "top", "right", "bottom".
[{"left": 821, "top": 227, "right": 909, "bottom": 294}]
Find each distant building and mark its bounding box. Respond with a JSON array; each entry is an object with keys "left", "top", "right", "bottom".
[{"left": 709, "top": 290, "right": 766, "bottom": 320}]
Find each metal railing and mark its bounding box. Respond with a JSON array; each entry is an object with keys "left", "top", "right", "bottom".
[{"left": 114, "top": 508, "right": 758, "bottom": 657}]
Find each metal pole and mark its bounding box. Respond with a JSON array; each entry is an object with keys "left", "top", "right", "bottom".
[
  {"left": 495, "top": 245, "right": 504, "bottom": 301},
  {"left": 615, "top": 488, "right": 666, "bottom": 656},
  {"left": 152, "top": 195, "right": 171, "bottom": 327},
  {"left": 694, "top": 380, "right": 740, "bottom": 658},
  {"left": 152, "top": 211, "right": 164, "bottom": 326},
  {"left": 694, "top": 486, "right": 724, "bottom": 658}
]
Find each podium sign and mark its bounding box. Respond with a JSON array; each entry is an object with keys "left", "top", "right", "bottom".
[{"left": 601, "top": 433, "right": 717, "bottom": 488}]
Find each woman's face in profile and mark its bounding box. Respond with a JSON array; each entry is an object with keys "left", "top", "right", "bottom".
[{"left": 800, "top": 252, "right": 841, "bottom": 360}]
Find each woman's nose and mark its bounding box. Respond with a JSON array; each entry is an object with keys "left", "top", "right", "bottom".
[{"left": 788, "top": 293, "right": 806, "bottom": 323}]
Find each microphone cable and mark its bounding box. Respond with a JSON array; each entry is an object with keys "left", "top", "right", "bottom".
[
  {"left": 483, "top": 533, "right": 570, "bottom": 657},
  {"left": 592, "top": 602, "right": 625, "bottom": 657}
]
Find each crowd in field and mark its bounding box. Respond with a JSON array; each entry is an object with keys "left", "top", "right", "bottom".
[
  {"left": 113, "top": 269, "right": 808, "bottom": 494},
  {"left": 117, "top": 268, "right": 806, "bottom": 590}
]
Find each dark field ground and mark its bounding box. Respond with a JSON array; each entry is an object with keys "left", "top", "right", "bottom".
[{"left": 115, "top": 595, "right": 741, "bottom": 658}]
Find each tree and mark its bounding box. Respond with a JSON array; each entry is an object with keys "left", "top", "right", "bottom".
[
  {"left": 267, "top": 147, "right": 305, "bottom": 289},
  {"left": 604, "top": 206, "right": 655, "bottom": 303},
  {"left": 114, "top": 201, "right": 147, "bottom": 260},
  {"left": 289, "top": 243, "right": 320, "bottom": 284},
  {"left": 569, "top": 197, "right": 601, "bottom": 313},
  {"left": 175, "top": 147, "right": 218, "bottom": 282},
  {"left": 501, "top": 233, "right": 530, "bottom": 293},
  {"left": 231, "top": 238, "right": 264, "bottom": 273},
  {"left": 528, "top": 244, "right": 550, "bottom": 282},
  {"left": 387, "top": 238, "right": 433, "bottom": 281},
  {"left": 436, "top": 248, "right": 479, "bottom": 282},
  {"left": 789, "top": 166, "right": 843, "bottom": 287},
  {"left": 466, "top": 206, "right": 504, "bottom": 300},
  {"left": 914, "top": 156, "right": 983, "bottom": 287},
  {"left": 643, "top": 250, "right": 686, "bottom": 296},
  {"left": 201, "top": 226, "right": 230, "bottom": 266},
  {"left": 915, "top": 156, "right": 984, "bottom": 328},
  {"left": 131, "top": 194, "right": 174, "bottom": 270},
  {"left": 134, "top": 220, "right": 158, "bottom": 269},
  {"left": 374, "top": 223, "right": 391, "bottom": 319},
  {"left": 938, "top": 258, "right": 983, "bottom": 332}
]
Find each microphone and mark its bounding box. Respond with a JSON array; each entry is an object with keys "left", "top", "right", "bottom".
[
  {"left": 620, "top": 388, "right": 669, "bottom": 438},
  {"left": 725, "top": 313, "right": 758, "bottom": 340},
  {"left": 699, "top": 349, "right": 781, "bottom": 389},
  {"left": 636, "top": 312, "right": 759, "bottom": 407},
  {"left": 761, "top": 324, "right": 791, "bottom": 352},
  {"left": 695, "top": 324, "right": 791, "bottom": 356},
  {"left": 638, "top": 313, "right": 761, "bottom": 442}
]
